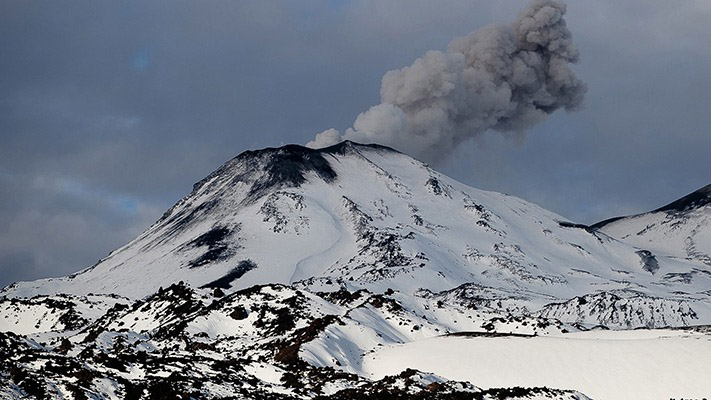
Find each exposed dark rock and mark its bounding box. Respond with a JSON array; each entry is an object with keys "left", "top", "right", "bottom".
[
  {"left": 190, "top": 227, "right": 231, "bottom": 248},
  {"left": 0, "top": 282, "right": 591, "bottom": 400},
  {"left": 244, "top": 145, "right": 339, "bottom": 202},
  {"left": 200, "top": 260, "right": 257, "bottom": 289},
  {"left": 635, "top": 250, "right": 659, "bottom": 275},
  {"left": 557, "top": 221, "right": 594, "bottom": 233},
  {"left": 229, "top": 306, "right": 249, "bottom": 320},
  {"left": 188, "top": 226, "right": 237, "bottom": 268}
]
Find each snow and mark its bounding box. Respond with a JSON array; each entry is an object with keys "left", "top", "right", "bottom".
[
  {"left": 0, "top": 386, "right": 26, "bottom": 400},
  {"left": 91, "top": 378, "right": 122, "bottom": 400},
  {"left": 186, "top": 311, "right": 247, "bottom": 339},
  {"left": 362, "top": 329, "right": 711, "bottom": 400},
  {"left": 598, "top": 204, "right": 711, "bottom": 264},
  {"left": 0, "top": 294, "right": 126, "bottom": 335},
  {"left": 0, "top": 302, "right": 59, "bottom": 335},
  {"left": 243, "top": 363, "right": 284, "bottom": 386}
]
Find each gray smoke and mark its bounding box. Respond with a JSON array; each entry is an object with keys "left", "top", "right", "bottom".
[{"left": 307, "top": 0, "right": 586, "bottom": 163}]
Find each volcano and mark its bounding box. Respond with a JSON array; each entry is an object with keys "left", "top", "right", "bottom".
[{"left": 1, "top": 142, "right": 710, "bottom": 399}]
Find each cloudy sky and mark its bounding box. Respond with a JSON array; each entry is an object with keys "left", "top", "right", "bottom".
[{"left": 1, "top": 0, "right": 710, "bottom": 287}]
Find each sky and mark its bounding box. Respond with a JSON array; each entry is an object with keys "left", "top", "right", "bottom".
[{"left": 1, "top": 0, "right": 710, "bottom": 287}]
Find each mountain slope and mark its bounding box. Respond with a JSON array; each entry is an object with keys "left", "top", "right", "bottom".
[
  {"left": 594, "top": 184, "right": 711, "bottom": 268},
  {"left": 3, "top": 142, "right": 711, "bottom": 328}
]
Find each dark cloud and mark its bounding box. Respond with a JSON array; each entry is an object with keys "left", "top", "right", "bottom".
[
  {"left": 0, "top": 251, "right": 39, "bottom": 287},
  {"left": 1, "top": 0, "right": 710, "bottom": 287}
]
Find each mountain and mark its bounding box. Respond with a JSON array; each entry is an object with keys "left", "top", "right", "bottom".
[
  {"left": 3, "top": 142, "right": 711, "bottom": 325},
  {"left": 593, "top": 184, "right": 711, "bottom": 269},
  {"left": 1, "top": 142, "right": 710, "bottom": 399}
]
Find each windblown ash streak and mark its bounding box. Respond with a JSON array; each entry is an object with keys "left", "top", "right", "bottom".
[{"left": 308, "top": 0, "right": 586, "bottom": 163}]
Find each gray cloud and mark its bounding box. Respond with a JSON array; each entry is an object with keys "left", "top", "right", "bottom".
[{"left": 309, "top": 0, "right": 586, "bottom": 164}]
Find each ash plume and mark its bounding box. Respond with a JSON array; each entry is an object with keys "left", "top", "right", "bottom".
[{"left": 307, "top": 0, "right": 586, "bottom": 163}]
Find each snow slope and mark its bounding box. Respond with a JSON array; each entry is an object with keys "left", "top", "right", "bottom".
[
  {"left": 362, "top": 328, "right": 711, "bottom": 400},
  {"left": 0, "top": 294, "right": 127, "bottom": 335},
  {"left": 594, "top": 184, "right": 711, "bottom": 265}
]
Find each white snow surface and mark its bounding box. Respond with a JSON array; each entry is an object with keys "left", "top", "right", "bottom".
[
  {"left": 598, "top": 194, "right": 711, "bottom": 267},
  {"left": 0, "top": 294, "right": 127, "bottom": 335},
  {"left": 361, "top": 328, "right": 711, "bottom": 400}
]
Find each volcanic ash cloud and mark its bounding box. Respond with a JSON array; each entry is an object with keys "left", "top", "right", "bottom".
[{"left": 308, "top": 0, "right": 586, "bottom": 164}]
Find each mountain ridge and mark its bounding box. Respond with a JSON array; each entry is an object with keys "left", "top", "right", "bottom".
[
  {"left": 592, "top": 183, "right": 711, "bottom": 229},
  {"left": 592, "top": 182, "right": 711, "bottom": 270},
  {"left": 3, "top": 141, "right": 710, "bottom": 330}
]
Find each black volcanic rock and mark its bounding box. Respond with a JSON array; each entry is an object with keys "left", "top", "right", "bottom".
[
  {"left": 193, "top": 141, "right": 397, "bottom": 204},
  {"left": 244, "top": 145, "right": 338, "bottom": 201}
]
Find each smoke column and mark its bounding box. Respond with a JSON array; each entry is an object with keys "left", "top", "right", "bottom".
[{"left": 307, "top": 0, "right": 586, "bottom": 163}]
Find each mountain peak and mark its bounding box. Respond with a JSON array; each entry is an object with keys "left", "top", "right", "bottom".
[
  {"left": 191, "top": 141, "right": 399, "bottom": 198},
  {"left": 654, "top": 183, "right": 711, "bottom": 213},
  {"left": 234, "top": 141, "right": 399, "bottom": 202},
  {"left": 236, "top": 140, "right": 398, "bottom": 160}
]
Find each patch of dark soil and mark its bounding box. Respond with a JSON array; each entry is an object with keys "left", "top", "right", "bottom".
[
  {"left": 558, "top": 221, "right": 594, "bottom": 233},
  {"left": 317, "top": 289, "right": 367, "bottom": 306},
  {"left": 367, "top": 294, "right": 403, "bottom": 312},
  {"left": 190, "top": 227, "right": 231, "bottom": 248},
  {"left": 655, "top": 184, "right": 711, "bottom": 213},
  {"left": 160, "top": 199, "right": 219, "bottom": 236},
  {"left": 255, "top": 306, "right": 296, "bottom": 336},
  {"left": 447, "top": 331, "right": 534, "bottom": 339},
  {"left": 245, "top": 145, "right": 338, "bottom": 201},
  {"left": 189, "top": 246, "right": 231, "bottom": 268},
  {"left": 188, "top": 226, "right": 237, "bottom": 268},
  {"left": 200, "top": 260, "right": 257, "bottom": 289}
]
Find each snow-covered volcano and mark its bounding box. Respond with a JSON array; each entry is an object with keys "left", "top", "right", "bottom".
[
  {"left": 4, "top": 141, "right": 710, "bottom": 327},
  {"left": 2, "top": 142, "right": 711, "bottom": 399}
]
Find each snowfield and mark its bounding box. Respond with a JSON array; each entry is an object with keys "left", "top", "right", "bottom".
[{"left": 362, "top": 328, "right": 711, "bottom": 400}]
